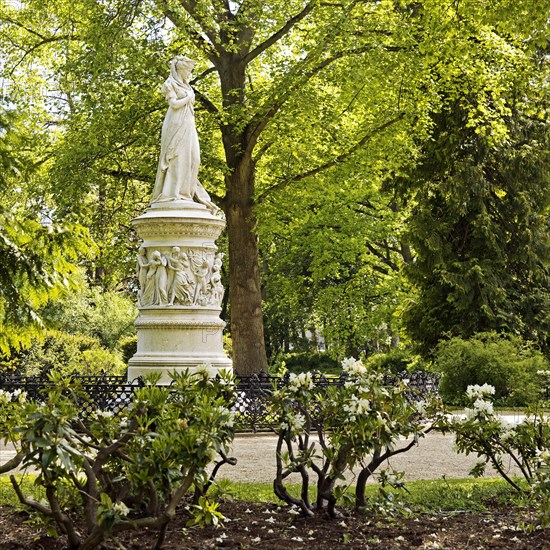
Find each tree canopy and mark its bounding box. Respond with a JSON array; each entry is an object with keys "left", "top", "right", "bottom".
[{"left": 0, "top": 0, "right": 549, "bottom": 369}]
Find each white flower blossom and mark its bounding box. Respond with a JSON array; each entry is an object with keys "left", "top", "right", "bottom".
[
  {"left": 288, "top": 372, "right": 314, "bottom": 393},
  {"left": 0, "top": 390, "right": 12, "bottom": 405},
  {"left": 113, "top": 501, "right": 130, "bottom": 517},
  {"left": 415, "top": 400, "right": 428, "bottom": 415},
  {"left": 466, "top": 384, "right": 495, "bottom": 400},
  {"left": 472, "top": 399, "right": 494, "bottom": 416},
  {"left": 341, "top": 357, "right": 367, "bottom": 377},
  {"left": 281, "top": 412, "right": 306, "bottom": 434}
]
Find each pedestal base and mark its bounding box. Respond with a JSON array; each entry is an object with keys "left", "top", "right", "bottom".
[{"left": 129, "top": 202, "right": 232, "bottom": 383}]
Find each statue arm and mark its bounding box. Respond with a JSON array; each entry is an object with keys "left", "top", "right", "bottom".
[{"left": 166, "top": 90, "right": 192, "bottom": 110}]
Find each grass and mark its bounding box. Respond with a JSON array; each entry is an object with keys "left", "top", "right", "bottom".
[
  {"left": 0, "top": 473, "right": 45, "bottom": 510},
  {"left": 1, "top": 474, "right": 521, "bottom": 515},
  {"left": 208, "top": 476, "right": 520, "bottom": 513}
]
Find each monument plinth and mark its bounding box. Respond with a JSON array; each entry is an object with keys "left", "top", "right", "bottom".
[{"left": 128, "top": 56, "right": 232, "bottom": 383}]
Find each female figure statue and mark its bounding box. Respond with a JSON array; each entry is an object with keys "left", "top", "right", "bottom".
[
  {"left": 168, "top": 250, "right": 194, "bottom": 305},
  {"left": 141, "top": 250, "right": 168, "bottom": 306},
  {"left": 136, "top": 247, "right": 150, "bottom": 306},
  {"left": 152, "top": 56, "right": 199, "bottom": 203},
  {"left": 210, "top": 253, "right": 225, "bottom": 306}
]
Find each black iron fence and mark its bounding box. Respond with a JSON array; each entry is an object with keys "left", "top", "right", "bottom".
[{"left": 0, "top": 370, "right": 440, "bottom": 432}]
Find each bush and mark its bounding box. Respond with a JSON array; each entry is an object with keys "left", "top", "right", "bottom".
[
  {"left": 118, "top": 336, "right": 138, "bottom": 365},
  {"left": 0, "top": 329, "right": 126, "bottom": 377},
  {"left": 269, "top": 357, "right": 446, "bottom": 517},
  {"left": 269, "top": 352, "right": 340, "bottom": 376},
  {"left": 445, "top": 384, "right": 550, "bottom": 526},
  {"left": 365, "top": 348, "right": 426, "bottom": 374},
  {"left": 0, "top": 369, "right": 236, "bottom": 549},
  {"left": 433, "top": 332, "right": 548, "bottom": 406},
  {"left": 42, "top": 280, "right": 137, "bottom": 351}
]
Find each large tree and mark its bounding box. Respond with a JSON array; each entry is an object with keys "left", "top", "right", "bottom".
[{"left": 403, "top": 61, "right": 550, "bottom": 356}]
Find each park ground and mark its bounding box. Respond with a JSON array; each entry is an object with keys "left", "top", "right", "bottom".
[
  {"left": 1, "top": 428, "right": 550, "bottom": 549},
  {"left": 0, "top": 499, "right": 549, "bottom": 549}
]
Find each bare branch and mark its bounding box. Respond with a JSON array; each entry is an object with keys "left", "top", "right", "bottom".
[
  {"left": 10, "top": 475, "right": 53, "bottom": 516},
  {"left": 194, "top": 88, "right": 220, "bottom": 115},
  {"left": 0, "top": 451, "right": 24, "bottom": 473}
]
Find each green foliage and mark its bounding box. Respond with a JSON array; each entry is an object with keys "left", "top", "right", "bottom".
[
  {"left": 186, "top": 496, "right": 224, "bottom": 528},
  {"left": 446, "top": 384, "right": 550, "bottom": 527},
  {"left": 0, "top": 369, "right": 236, "bottom": 549},
  {"left": 42, "top": 279, "right": 137, "bottom": 351},
  {"left": 0, "top": 100, "right": 93, "bottom": 354},
  {"left": 260, "top": 176, "right": 411, "bottom": 360},
  {"left": 118, "top": 336, "right": 138, "bottom": 364},
  {"left": 1, "top": 0, "right": 549, "bottom": 373},
  {"left": 433, "top": 332, "right": 548, "bottom": 406},
  {"left": 269, "top": 357, "right": 446, "bottom": 517},
  {"left": 365, "top": 348, "right": 426, "bottom": 375},
  {"left": 1, "top": 329, "right": 126, "bottom": 377},
  {"left": 269, "top": 352, "right": 340, "bottom": 376},
  {"left": 403, "top": 89, "right": 550, "bottom": 358},
  {"left": 0, "top": 209, "right": 92, "bottom": 354}
]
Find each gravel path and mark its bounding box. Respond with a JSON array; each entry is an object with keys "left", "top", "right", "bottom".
[
  {"left": 1, "top": 428, "right": 520, "bottom": 484},
  {"left": 219, "top": 431, "right": 515, "bottom": 484}
]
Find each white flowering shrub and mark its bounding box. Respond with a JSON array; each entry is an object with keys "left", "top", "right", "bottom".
[
  {"left": 269, "top": 358, "right": 445, "bottom": 517},
  {"left": 0, "top": 369, "right": 236, "bottom": 549},
  {"left": 446, "top": 384, "right": 550, "bottom": 525}
]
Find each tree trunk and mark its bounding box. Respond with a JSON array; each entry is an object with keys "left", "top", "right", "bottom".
[
  {"left": 217, "top": 54, "right": 268, "bottom": 376},
  {"left": 225, "top": 168, "right": 268, "bottom": 375}
]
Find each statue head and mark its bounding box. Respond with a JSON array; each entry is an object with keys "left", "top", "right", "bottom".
[
  {"left": 172, "top": 246, "right": 180, "bottom": 255},
  {"left": 171, "top": 56, "right": 196, "bottom": 80}
]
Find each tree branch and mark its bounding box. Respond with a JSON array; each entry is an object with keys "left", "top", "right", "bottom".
[
  {"left": 158, "top": 1, "right": 219, "bottom": 57},
  {"left": 246, "top": 42, "right": 403, "bottom": 157},
  {"left": 242, "top": 1, "right": 317, "bottom": 65},
  {"left": 257, "top": 113, "right": 405, "bottom": 202},
  {"left": 179, "top": 0, "right": 225, "bottom": 55},
  {"left": 10, "top": 475, "right": 53, "bottom": 516},
  {"left": 0, "top": 451, "right": 24, "bottom": 473}
]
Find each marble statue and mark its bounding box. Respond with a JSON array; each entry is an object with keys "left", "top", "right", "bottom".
[
  {"left": 188, "top": 249, "right": 212, "bottom": 305},
  {"left": 167, "top": 247, "right": 194, "bottom": 305},
  {"left": 136, "top": 247, "right": 150, "bottom": 305},
  {"left": 141, "top": 250, "right": 168, "bottom": 306},
  {"left": 210, "top": 252, "right": 224, "bottom": 306},
  {"left": 152, "top": 56, "right": 199, "bottom": 203},
  {"left": 151, "top": 55, "right": 222, "bottom": 217}
]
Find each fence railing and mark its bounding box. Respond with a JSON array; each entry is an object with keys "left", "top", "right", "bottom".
[{"left": 0, "top": 370, "right": 440, "bottom": 432}]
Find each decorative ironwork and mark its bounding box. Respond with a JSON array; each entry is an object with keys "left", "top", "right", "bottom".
[{"left": 0, "top": 370, "right": 440, "bottom": 432}]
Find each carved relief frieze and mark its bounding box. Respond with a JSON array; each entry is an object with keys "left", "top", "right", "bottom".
[{"left": 137, "top": 246, "right": 225, "bottom": 309}]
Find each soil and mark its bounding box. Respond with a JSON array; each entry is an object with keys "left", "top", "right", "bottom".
[{"left": 1, "top": 500, "right": 549, "bottom": 549}]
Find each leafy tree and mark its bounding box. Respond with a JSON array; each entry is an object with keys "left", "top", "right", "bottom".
[
  {"left": 0, "top": 106, "right": 92, "bottom": 353},
  {"left": 2, "top": 0, "right": 549, "bottom": 375},
  {"left": 260, "top": 169, "right": 411, "bottom": 359},
  {"left": 403, "top": 87, "right": 550, "bottom": 356},
  {"left": 43, "top": 275, "right": 137, "bottom": 351}
]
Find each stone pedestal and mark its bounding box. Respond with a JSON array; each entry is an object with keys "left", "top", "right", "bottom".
[{"left": 127, "top": 200, "right": 232, "bottom": 383}]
